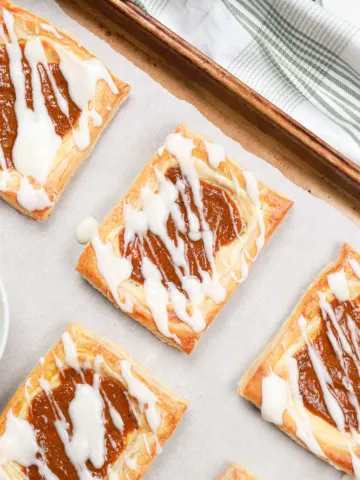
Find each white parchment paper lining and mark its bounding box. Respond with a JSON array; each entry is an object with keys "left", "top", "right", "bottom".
[{"left": 1, "top": 1, "right": 359, "bottom": 479}]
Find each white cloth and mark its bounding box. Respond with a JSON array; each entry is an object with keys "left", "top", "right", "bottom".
[{"left": 135, "top": 0, "right": 360, "bottom": 166}]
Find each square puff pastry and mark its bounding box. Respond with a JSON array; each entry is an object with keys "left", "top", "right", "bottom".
[
  {"left": 217, "top": 463, "right": 259, "bottom": 479},
  {"left": 76, "top": 124, "right": 293, "bottom": 354},
  {"left": 239, "top": 244, "right": 360, "bottom": 478},
  {"left": 0, "top": 0, "right": 129, "bottom": 221},
  {"left": 0, "top": 323, "right": 188, "bottom": 479}
]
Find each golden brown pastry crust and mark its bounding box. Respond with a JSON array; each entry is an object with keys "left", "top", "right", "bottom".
[
  {"left": 76, "top": 123, "right": 293, "bottom": 354},
  {"left": 238, "top": 243, "right": 360, "bottom": 477},
  {"left": 0, "top": 0, "right": 129, "bottom": 221},
  {"left": 0, "top": 323, "right": 188, "bottom": 479},
  {"left": 217, "top": 463, "right": 259, "bottom": 480}
]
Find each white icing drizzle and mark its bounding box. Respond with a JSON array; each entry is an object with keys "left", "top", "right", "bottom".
[
  {"left": 165, "top": 134, "right": 212, "bottom": 248},
  {"left": 40, "top": 23, "right": 62, "bottom": 39},
  {"left": 124, "top": 453, "right": 137, "bottom": 470},
  {"left": 349, "top": 258, "right": 360, "bottom": 280},
  {"left": 231, "top": 168, "right": 265, "bottom": 285},
  {"left": 55, "top": 46, "right": 118, "bottom": 150},
  {"left": 142, "top": 433, "right": 151, "bottom": 456},
  {"left": 231, "top": 171, "right": 241, "bottom": 196},
  {"left": 351, "top": 453, "right": 360, "bottom": 480},
  {"left": 53, "top": 352, "right": 64, "bottom": 371},
  {"left": 318, "top": 294, "right": 360, "bottom": 432},
  {"left": 328, "top": 270, "right": 350, "bottom": 302},
  {"left": 0, "top": 411, "right": 38, "bottom": 467},
  {"left": 120, "top": 360, "right": 161, "bottom": 435},
  {"left": 0, "top": 412, "right": 58, "bottom": 480},
  {"left": 0, "top": 8, "right": 118, "bottom": 212},
  {"left": 318, "top": 293, "right": 359, "bottom": 374},
  {"left": 3, "top": 10, "right": 62, "bottom": 183},
  {"left": 289, "top": 307, "right": 360, "bottom": 477},
  {"left": 16, "top": 177, "right": 53, "bottom": 212},
  {"left": 0, "top": 170, "right": 10, "bottom": 192},
  {"left": 66, "top": 383, "right": 106, "bottom": 470},
  {"left": 347, "top": 315, "right": 360, "bottom": 364},
  {"left": 24, "top": 379, "right": 33, "bottom": 411},
  {"left": 61, "top": 331, "right": 81, "bottom": 371},
  {"left": 91, "top": 132, "right": 266, "bottom": 345},
  {"left": 204, "top": 140, "right": 225, "bottom": 168},
  {"left": 0, "top": 9, "right": 57, "bottom": 211},
  {"left": 106, "top": 394, "right": 125, "bottom": 434},
  {"left": 230, "top": 271, "right": 241, "bottom": 283},
  {"left": 287, "top": 356, "right": 324, "bottom": 456},
  {"left": 91, "top": 231, "right": 133, "bottom": 312},
  {"left": 261, "top": 372, "right": 288, "bottom": 425},
  {"left": 298, "top": 315, "right": 345, "bottom": 431},
  {"left": 76, "top": 217, "right": 99, "bottom": 244},
  {"left": 124, "top": 182, "right": 186, "bottom": 267},
  {"left": 127, "top": 133, "right": 230, "bottom": 339},
  {"left": 242, "top": 170, "right": 265, "bottom": 253},
  {"left": 142, "top": 257, "right": 180, "bottom": 344},
  {"left": 95, "top": 355, "right": 126, "bottom": 434},
  {"left": 29, "top": 378, "right": 105, "bottom": 479}
]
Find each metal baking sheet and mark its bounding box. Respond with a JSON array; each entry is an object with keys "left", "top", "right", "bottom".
[{"left": 1, "top": 1, "right": 360, "bottom": 478}]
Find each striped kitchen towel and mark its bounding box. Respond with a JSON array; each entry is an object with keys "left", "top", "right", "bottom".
[{"left": 134, "top": 0, "right": 360, "bottom": 167}]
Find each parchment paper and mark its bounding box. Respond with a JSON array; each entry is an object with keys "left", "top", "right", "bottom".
[{"left": 1, "top": 1, "right": 360, "bottom": 479}]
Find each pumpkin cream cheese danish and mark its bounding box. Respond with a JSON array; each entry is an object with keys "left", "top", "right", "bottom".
[
  {"left": 239, "top": 244, "right": 360, "bottom": 478},
  {"left": 0, "top": 323, "right": 187, "bottom": 479},
  {"left": 0, "top": 0, "right": 129, "bottom": 220},
  {"left": 77, "top": 124, "right": 293, "bottom": 354},
  {"left": 217, "top": 463, "right": 260, "bottom": 479}
]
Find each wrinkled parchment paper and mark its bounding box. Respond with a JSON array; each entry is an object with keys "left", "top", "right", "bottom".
[{"left": 1, "top": 1, "right": 360, "bottom": 478}]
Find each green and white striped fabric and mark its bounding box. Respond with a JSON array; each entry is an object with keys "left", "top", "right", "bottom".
[{"left": 134, "top": 0, "right": 360, "bottom": 166}]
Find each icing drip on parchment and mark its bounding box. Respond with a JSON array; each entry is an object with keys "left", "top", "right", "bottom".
[
  {"left": 75, "top": 217, "right": 99, "bottom": 244},
  {"left": 261, "top": 266, "right": 360, "bottom": 478},
  {"left": 0, "top": 8, "right": 118, "bottom": 212},
  {"left": 0, "top": 331, "right": 161, "bottom": 479},
  {"left": 91, "top": 132, "right": 266, "bottom": 346}
]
